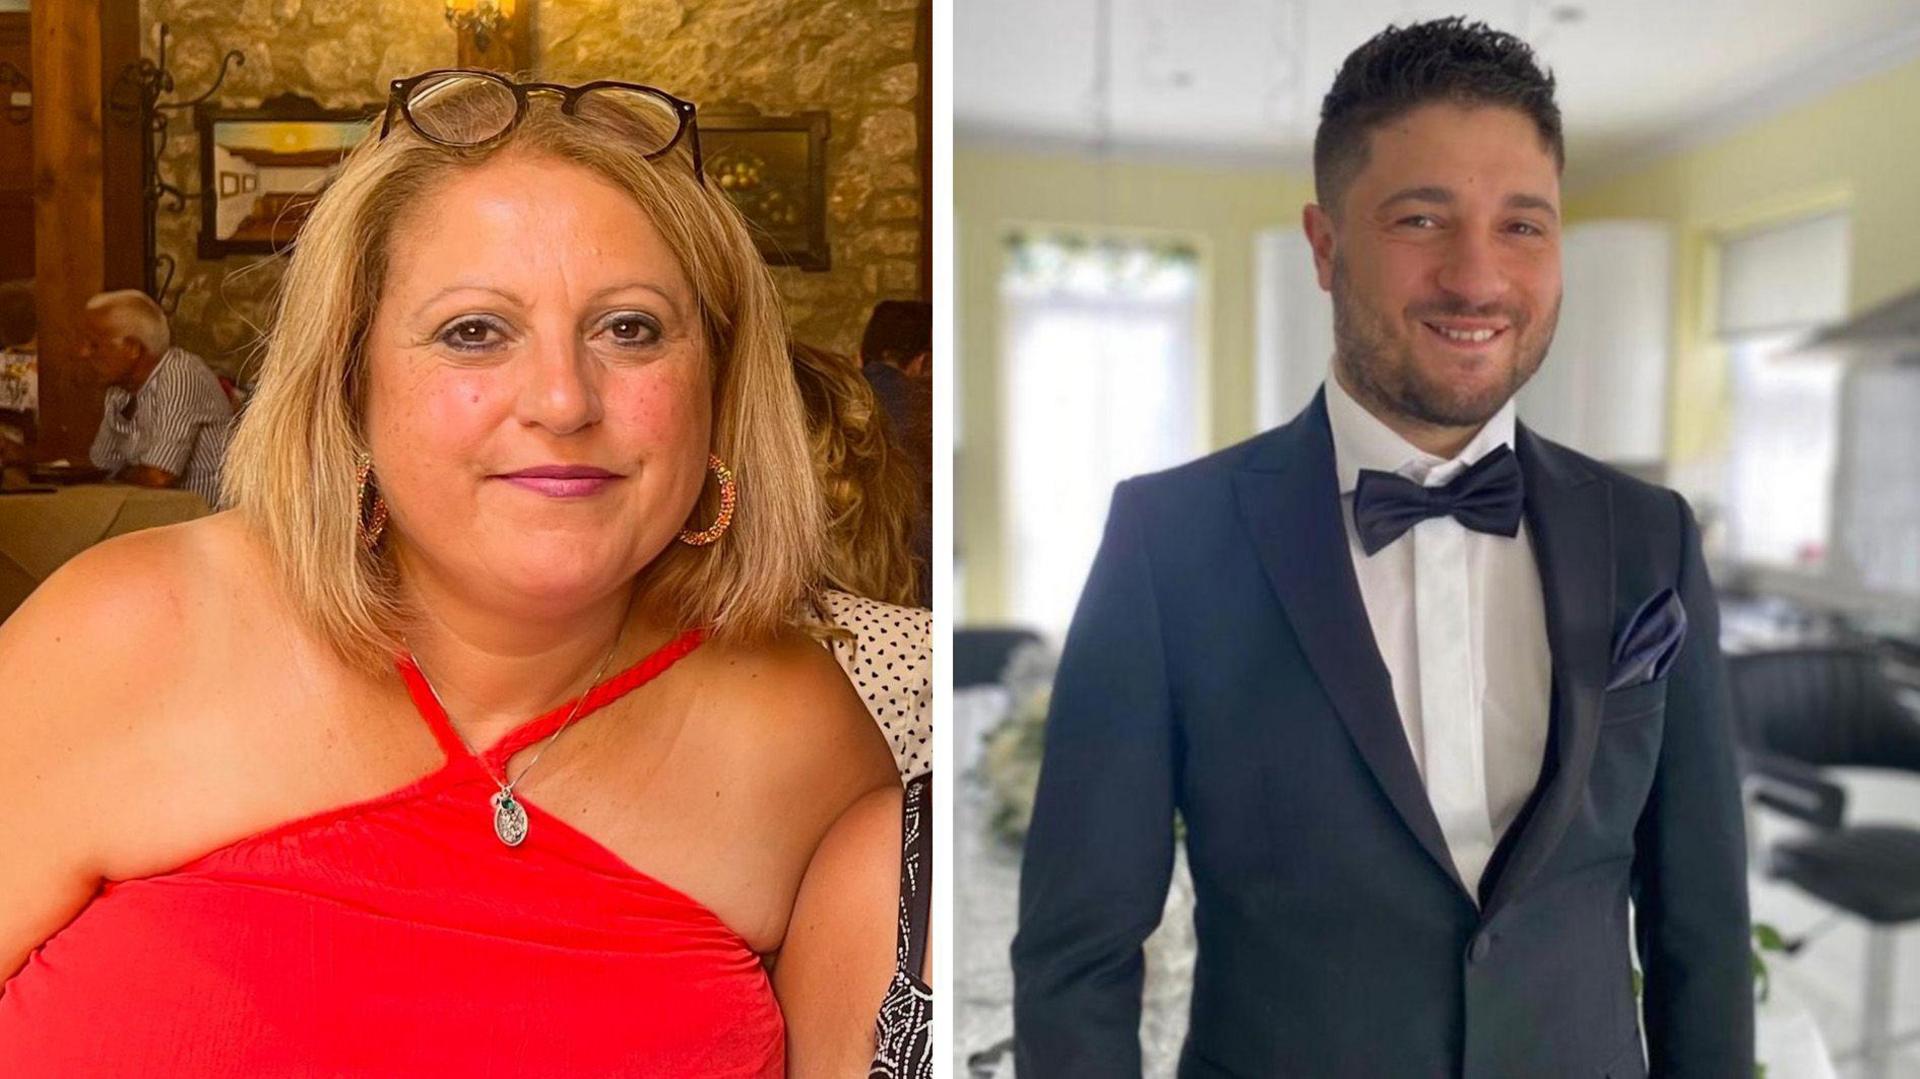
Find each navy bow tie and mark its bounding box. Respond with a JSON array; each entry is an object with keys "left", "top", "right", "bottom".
[{"left": 1351, "top": 444, "right": 1525, "bottom": 556}]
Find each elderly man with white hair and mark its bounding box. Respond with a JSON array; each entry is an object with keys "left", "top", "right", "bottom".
[{"left": 79, "top": 289, "right": 232, "bottom": 505}]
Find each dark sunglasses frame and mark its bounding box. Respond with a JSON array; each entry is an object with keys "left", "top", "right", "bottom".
[{"left": 379, "top": 69, "right": 704, "bottom": 184}]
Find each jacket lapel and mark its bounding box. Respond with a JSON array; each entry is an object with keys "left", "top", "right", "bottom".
[
  {"left": 1233, "top": 390, "right": 1470, "bottom": 900},
  {"left": 1481, "top": 423, "right": 1614, "bottom": 917}
]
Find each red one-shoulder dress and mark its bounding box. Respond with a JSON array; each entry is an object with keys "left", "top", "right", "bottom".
[{"left": 0, "top": 628, "right": 784, "bottom": 1076}]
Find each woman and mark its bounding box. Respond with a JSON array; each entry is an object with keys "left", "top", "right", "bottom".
[
  {"left": 794, "top": 340, "right": 925, "bottom": 611},
  {"left": 795, "top": 340, "right": 932, "bottom": 783},
  {"left": 0, "top": 71, "right": 905, "bottom": 1075},
  {"left": 791, "top": 339, "right": 933, "bottom": 1075}
]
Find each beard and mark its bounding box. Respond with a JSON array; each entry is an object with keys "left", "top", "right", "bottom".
[{"left": 1329, "top": 255, "right": 1559, "bottom": 430}]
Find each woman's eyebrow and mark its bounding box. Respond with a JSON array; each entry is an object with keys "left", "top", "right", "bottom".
[
  {"left": 584, "top": 281, "right": 687, "bottom": 319},
  {"left": 411, "top": 282, "right": 687, "bottom": 319},
  {"left": 413, "top": 283, "right": 526, "bottom": 314}
]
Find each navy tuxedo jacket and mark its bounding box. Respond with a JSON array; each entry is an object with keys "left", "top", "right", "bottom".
[{"left": 1011, "top": 391, "right": 1753, "bottom": 1078}]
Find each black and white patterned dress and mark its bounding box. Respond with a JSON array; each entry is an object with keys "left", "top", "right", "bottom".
[
  {"left": 822, "top": 590, "right": 931, "bottom": 782},
  {"left": 869, "top": 772, "right": 931, "bottom": 1078}
]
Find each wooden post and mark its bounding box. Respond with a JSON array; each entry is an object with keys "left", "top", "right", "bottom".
[
  {"left": 30, "top": 0, "right": 143, "bottom": 461},
  {"left": 0, "top": 12, "right": 31, "bottom": 286}
]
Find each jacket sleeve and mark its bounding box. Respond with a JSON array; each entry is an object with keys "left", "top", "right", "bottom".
[
  {"left": 1011, "top": 480, "right": 1177, "bottom": 1078},
  {"left": 1631, "top": 492, "right": 1755, "bottom": 1075}
]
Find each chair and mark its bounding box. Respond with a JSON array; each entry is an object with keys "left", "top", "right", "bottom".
[
  {"left": 954, "top": 626, "right": 1045, "bottom": 689},
  {"left": 1729, "top": 647, "right": 1920, "bottom": 1078}
]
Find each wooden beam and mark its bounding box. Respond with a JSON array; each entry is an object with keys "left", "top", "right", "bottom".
[
  {"left": 30, "top": 0, "right": 142, "bottom": 461},
  {"left": 0, "top": 13, "right": 32, "bottom": 286}
]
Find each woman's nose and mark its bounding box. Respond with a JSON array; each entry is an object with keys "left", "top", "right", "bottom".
[{"left": 515, "top": 336, "right": 604, "bottom": 435}]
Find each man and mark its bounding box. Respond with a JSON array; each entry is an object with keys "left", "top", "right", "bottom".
[
  {"left": 1011, "top": 18, "right": 1751, "bottom": 1078},
  {"left": 80, "top": 289, "right": 232, "bottom": 506}
]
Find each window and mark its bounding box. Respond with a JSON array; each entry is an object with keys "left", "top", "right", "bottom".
[
  {"left": 1724, "top": 334, "right": 1845, "bottom": 568},
  {"left": 1716, "top": 212, "right": 1850, "bottom": 571},
  {"left": 1000, "top": 230, "right": 1204, "bottom": 642},
  {"left": 1835, "top": 363, "right": 1920, "bottom": 596}
]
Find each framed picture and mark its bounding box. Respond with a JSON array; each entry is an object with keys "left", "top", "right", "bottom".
[
  {"left": 701, "top": 109, "right": 830, "bottom": 271},
  {"left": 197, "top": 93, "right": 377, "bottom": 258}
]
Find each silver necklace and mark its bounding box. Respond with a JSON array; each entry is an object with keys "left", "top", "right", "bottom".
[{"left": 409, "top": 620, "right": 627, "bottom": 848}]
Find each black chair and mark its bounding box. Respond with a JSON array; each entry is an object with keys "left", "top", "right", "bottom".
[
  {"left": 954, "top": 626, "right": 1045, "bottom": 689},
  {"left": 1729, "top": 647, "right": 1920, "bottom": 1077}
]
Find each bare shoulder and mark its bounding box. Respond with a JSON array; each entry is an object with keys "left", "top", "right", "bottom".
[
  {"left": 0, "top": 511, "right": 346, "bottom": 876},
  {"left": 688, "top": 626, "right": 898, "bottom": 806},
  {"left": 0, "top": 512, "right": 268, "bottom": 977},
  {"left": 0, "top": 511, "right": 279, "bottom": 798},
  {"left": 0, "top": 512, "right": 251, "bottom": 701}
]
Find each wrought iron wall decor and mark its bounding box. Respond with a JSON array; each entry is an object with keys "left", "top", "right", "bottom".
[{"left": 107, "top": 23, "right": 245, "bottom": 315}]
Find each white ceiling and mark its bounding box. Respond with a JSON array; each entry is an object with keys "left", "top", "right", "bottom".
[{"left": 955, "top": 0, "right": 1920, "bottom": 186}]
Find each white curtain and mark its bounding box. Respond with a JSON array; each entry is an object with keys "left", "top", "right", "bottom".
[
  {"left": 1000, "top": 232, "right": 1203, "bottom": 642},
  {"left": 1716, "top": 213, "right": 1851, "bottom": 570},
  {"left": 1725, "top": 334, "right": 1845, "bottom": 569},
  {"left": 1835, "top": 362, "right": 1920, "bottom": 596}
]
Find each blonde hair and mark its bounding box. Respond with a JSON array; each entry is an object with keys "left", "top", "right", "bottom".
[
  {"left": 224, "top": 83, "right": 823, "bottom": 672},
  {"left": 791, "top": 341, "right": 923, "bottom": 606}
]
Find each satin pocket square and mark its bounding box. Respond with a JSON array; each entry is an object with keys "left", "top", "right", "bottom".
[{"left": 1607, "top": 587, "right": 1688, "bottom": 691}]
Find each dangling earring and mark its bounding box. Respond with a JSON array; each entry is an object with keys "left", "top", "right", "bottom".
[
  {"left": 355, "top": 453, "right": 389, "bottom": 552},
  {"left": 677, "top": 454, "right": 737, "bottom": 546}
]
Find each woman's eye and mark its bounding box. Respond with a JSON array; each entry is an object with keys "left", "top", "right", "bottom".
[
  {"left": 438, "top": 317, "right": 505, "bottom": 352},
  {"left": 602, "top": 313, "right": 661, "bottom": 347}
]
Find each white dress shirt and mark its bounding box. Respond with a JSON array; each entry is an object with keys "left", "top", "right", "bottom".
[{"left": 1323, "top": 369, "right": 1552, "bottom": 901}]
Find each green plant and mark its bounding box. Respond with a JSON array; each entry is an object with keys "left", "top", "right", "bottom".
[{"left": 1631, "top": 921, "right": 1790, "bottom": 1077}]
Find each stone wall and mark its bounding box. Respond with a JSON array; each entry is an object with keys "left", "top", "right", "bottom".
[{"left": 141, "top": 0, "right": 923, "bottom": 375}]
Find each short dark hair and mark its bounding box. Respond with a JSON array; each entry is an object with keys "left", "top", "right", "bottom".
[
  {"left": 859, "top": 300, "right": 931, "bottom": 368},
  {"left": 1314, "top": 17, "right": 1563, "bottom": 212}
]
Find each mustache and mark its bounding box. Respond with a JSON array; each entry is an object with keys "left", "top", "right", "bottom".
[{"left": 1408, "top": 299, "right": 1526, "bottom": 323}]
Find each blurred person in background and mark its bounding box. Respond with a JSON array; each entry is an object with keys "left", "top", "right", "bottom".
[
  {"left": 796, "top": 339, "right": 927, "bottom": 610},
  {"left": 1012, "top": 18, "right": 1751, "bottom": 1078},
  {"left": 856, "top": 300, "right": 932, "bottom": 607},
  {"left": 0, "top": 280, "right": 34, "bottom": 469},
  {"left": 78, "top": 289, "right": 232, "bottom": 505},
  {"left": 794, "top": 338, "right": 932, "bottom": 776}
]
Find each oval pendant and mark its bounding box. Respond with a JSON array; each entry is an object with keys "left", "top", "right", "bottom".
[{"left": 491, "top": 789, "right": 530, "bottom": 847}]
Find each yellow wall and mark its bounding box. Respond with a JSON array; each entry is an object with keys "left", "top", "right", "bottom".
[
  {"left": 1565, "top": 55, "right": 1920, "bottom": 478},
  {"left": 956, "top": 147, "right": 1313, "bottom": 619},
  {"left": 960, "top": 56, "right": 1920, "bottom": 622}
]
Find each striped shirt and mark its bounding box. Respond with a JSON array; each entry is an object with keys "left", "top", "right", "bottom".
[{"left": 89, "top": 347, "right": 233, "bottom": 506}]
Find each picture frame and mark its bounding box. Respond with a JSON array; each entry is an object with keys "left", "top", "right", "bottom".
[
  {"left": 701, "top": 108, "right": 830, "bottom": 272},
  {"left": 197, "top": 93, "right": 377, "bottom": 258}
]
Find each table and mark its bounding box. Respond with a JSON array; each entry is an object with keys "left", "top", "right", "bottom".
[{"left": 0, "top": 483, "right": 211, "bottom": 622}]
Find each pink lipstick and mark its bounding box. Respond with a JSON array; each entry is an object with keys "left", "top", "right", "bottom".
[{"left": 495, "top": 464, "right": 622, "bottom": 498}]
